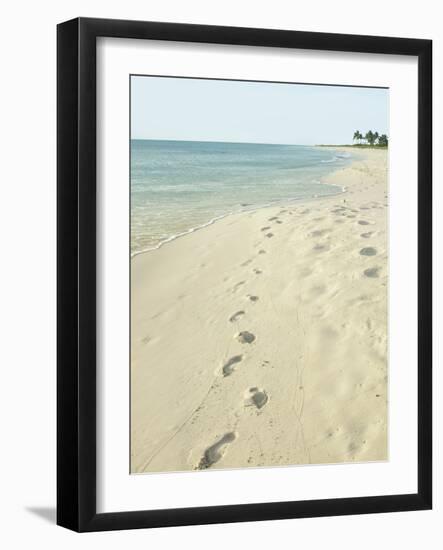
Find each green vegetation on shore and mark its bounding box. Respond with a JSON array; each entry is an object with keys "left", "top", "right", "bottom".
[
  {"left": 317, "top": 130, "right": 388, "bottom": 149},
  {"left": 353, "top": 130, "right": 388, "bottom": 147},
  {"left": 316, "top": 144, "right": 388, "bottom": 149}
]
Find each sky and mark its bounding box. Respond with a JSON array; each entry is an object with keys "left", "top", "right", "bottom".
[{"left": 131, "top": 76, "right": 388, "bottom": 145}]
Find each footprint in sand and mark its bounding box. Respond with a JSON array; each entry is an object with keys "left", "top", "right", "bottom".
[
  {"left": 268, "top": 216, "right": 278, "bottom": 221},
  {"left": 248, "top": 295, "right": 259, "bottom": 302},
  {"left": 261, "top": 226, "right": 271, "bottom": 232},
  {"left": 258, "top": 249, "right": 266, "bottom": 255},
  {"left": 360, "top": 232, "right": 373, "bottom": 238},
  {"left": 197, "top": 432, "right": 237, "bottom": 469},
  {"left": 244, "top": 387, "right": 268, "bottom": 409},
  {"left": 222, "top": 355, "right": 243, "bottom": 376},
  {"left": 364, "top": 267, "right": 380, "bottom": 278},
  {"left": 313, "top": 243, "right": 329, "bottom": 252},
  {"left": 265, "top": 232, "right": 274, "bottom": 238},
  {"left": 229, "top": 310, "right": 245, "bottom": 322},
  {"left": 360, "top": 247, "right": 377, "bottom": 256},
  {"left": 240, "top": 258, "right": 253, "bottom": 267},
  {"left": 309, "top": 284, "right": 326, "bottom": 297},
  {"left": 358, "top": 220, "right": 372, "bottom": 226},
  {"left": 236, "top": 331, "right": 256, "bottom": 344},
  {"left": 310, "top": 229, "right": 329, "bottom": 237},
  {"left": 275, "top": 220, "right": 283, "bottom": 224},
  {"left": 253, "top": 268, "right": 262, "bottom": 275},
  {"left": 232, "top": 281, "right": 246, "bottom": 292},
  {"left": 298, "top": 267, "right": 312, "bottom": 278}
]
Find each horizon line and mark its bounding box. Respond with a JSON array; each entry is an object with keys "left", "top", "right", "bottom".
[{"left": 130, "top": 138, "right": 341, "bottom": 147}]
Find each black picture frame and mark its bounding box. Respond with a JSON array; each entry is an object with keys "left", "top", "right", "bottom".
[{"left": 57, "top": 17, "right": 432, "bottom": 532}]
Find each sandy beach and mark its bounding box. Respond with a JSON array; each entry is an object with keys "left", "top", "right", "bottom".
[{"left": 131, "top": 148, "right": 388, "bottom": 473}]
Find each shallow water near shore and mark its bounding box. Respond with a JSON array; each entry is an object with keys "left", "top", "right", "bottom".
[{"left": 131, "top": 139, "right": 353, "bottom": 254}]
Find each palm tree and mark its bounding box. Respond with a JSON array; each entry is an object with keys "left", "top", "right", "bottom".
[
  {"left": 373, "top": 131, "right": 379, "bottom": 145},
  {"left": 378, "top": 134, "right": 388, "bottom": 147},
  {"left": 353, "top": 130, "right": 361, "bottom": 145},
  {"left": 365, "top": 130, "right": 375, "bottom": 146}
]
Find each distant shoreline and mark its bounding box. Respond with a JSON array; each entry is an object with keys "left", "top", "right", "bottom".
[
  {"left": 131, "top": 138, "right": 387, "bottom": 149},
  {"left": 316, "top": 144, "right": 388, "bottom": 149}
]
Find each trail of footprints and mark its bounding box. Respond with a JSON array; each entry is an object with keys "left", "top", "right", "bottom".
[
  {"left": 329, "top": 203, "right": 382, "bottom": 278},
  {"left": 196, "top": 220, "right": 276, "bottom": 470},
  {"left": 198, "top": 202, "right": 383, "bottom": 468}
]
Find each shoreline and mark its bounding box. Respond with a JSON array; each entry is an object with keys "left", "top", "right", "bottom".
[
  {"left": 130, "top": 184, "right": 346, "bottom": 258},
  {"left": 131, "top": 148, "right": 388, "bottom": 474},
  {"left": 131, "top": 148, "right": 351, "bottom": 258}
]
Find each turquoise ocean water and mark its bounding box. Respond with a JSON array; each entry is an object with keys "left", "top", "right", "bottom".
[{"left": 131, "top": 140, "right": 352, "bottom": 255}]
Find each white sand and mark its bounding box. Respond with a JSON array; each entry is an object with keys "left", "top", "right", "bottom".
[{"left": 131, "top": 148, "right": 388, "bottom": 473}]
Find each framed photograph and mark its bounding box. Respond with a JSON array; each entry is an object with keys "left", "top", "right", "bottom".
[{"left": 57, "top": 17, "right": 432, "bottom": 532}]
